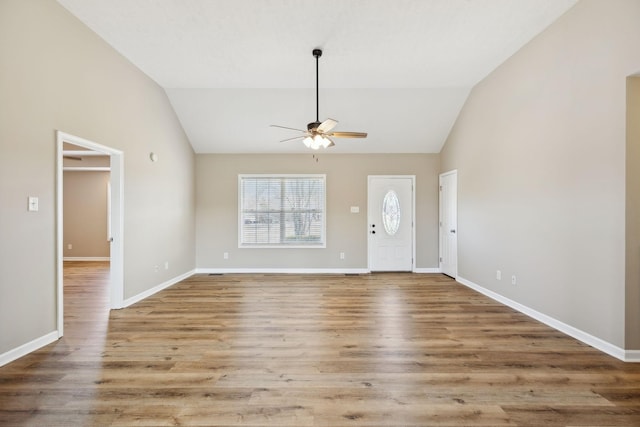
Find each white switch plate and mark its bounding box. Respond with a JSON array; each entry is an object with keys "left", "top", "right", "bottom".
[
  {"left": 28, "top": 196, "right": 39, "bottom": 212},
  {"left": 350, "top": 206, "right": 359, "bottom": 213}
]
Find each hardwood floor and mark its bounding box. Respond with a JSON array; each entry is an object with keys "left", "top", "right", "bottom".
[{"left": 2, "top": 262, "right": 640, "bottom": 426}]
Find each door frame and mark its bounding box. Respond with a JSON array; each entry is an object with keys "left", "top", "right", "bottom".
[
  {"left": 439, "top": 169, "right": 458, "bottom": 278},
  {"left": 56, "top": 131, "right": 124, "bottom": 338},
  {"left": 367, "top": 175, "right": 416, "bottom": 272}
]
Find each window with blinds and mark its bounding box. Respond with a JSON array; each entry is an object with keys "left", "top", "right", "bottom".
[{"left": 239, "top": 174, "right": 326, "bottom": 248}]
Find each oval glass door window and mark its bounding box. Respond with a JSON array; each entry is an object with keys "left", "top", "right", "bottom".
[{"left": 382, "top": 190, "right": 401, "bottom": 236}]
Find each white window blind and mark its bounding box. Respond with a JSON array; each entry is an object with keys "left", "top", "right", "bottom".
[{"left": 239, "top": 175, "right": 326, "bottom": 248}]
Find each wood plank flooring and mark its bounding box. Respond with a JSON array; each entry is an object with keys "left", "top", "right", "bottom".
[{"left": 2, "top": 262, "right": 640, "bottom": 426}]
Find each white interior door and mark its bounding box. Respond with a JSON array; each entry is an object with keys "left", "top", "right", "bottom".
[
  {"left": 368, "top": 176, "right": 414, "bottom": 271},
  {"left": 439, "top": 170, "right": 457, "bottom": 278}
]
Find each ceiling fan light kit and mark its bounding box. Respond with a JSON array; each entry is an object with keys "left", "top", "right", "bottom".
[
  {"left": 271, "top": 48, "right": 367, "bottom": 150},
  {"left": 303, "top": 134, "right": 332, "bottom": 150}
]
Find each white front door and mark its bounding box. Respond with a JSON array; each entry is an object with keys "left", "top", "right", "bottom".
[
  {"left": 368, "top": 176, "right": 414, "bottom": 271},
  {"left": 439, "top": 170, "right": 457, "bottom": 278}
]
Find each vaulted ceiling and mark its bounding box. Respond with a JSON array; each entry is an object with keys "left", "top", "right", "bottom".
[{"left": 56, "top": 0, "right": 578, "bottom": 153}]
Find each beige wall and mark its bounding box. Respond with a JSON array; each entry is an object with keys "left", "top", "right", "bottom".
[
  {"left": 196, "top": 154, "right": 439, "bottom": 270},
  {"left": 440, "top": 0, "right": 640, "bottom": 348},
  {"left": 626, "top": 76, "right": 640, "bottom": 348},
  {"left": 63, "top": 171, "right": 110, "bottom": 258},
  {"left": 0, "top": 0, "right": 195, "bottom": 355}
]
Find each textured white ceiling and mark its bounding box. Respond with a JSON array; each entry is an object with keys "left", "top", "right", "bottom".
[{"left": 56, "top": 0, "right": 578, "bottom": 153}]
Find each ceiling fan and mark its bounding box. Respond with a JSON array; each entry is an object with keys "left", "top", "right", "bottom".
[{"left": 271, "top": 49, "right": 367, "bottom": 149}]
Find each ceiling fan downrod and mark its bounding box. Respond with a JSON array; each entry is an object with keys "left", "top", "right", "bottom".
[{"left": 313, "top": 48, "right": 322, "bottom": 125}]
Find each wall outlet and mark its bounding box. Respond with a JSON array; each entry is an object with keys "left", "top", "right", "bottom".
[
  {"left": 496, "top": 270, "right": 501, "bottom": 280},
  {"left": 68, "top": 244, "right": 73, "bottom": 250},
  {"left": 340, "top": 252, "right": 345, "bottom": 260},
  {"left": 164, "top": 261, "right": 169, "bottom": 270},
  {"left": 511, "top": 275, "right": 517, "bottom": 285},
  {"left": 223, "top": 252, "right": 229, "bottom": 260}
]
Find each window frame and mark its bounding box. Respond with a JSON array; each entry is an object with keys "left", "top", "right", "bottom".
[{"left": 238, "top": 174, "right": 327, "bottom": 249}]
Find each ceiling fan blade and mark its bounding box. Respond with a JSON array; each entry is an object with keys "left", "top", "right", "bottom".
[
  {"left": 317, "top": 118, "right": 338, "bottom": 133},
  {"left": 270, "top": 124, "right": 306, "bottom": 133},
  {"left": 326, "top": 137, "right": 335, "bottom": 148},
  {"left": 327, "top": 131, "right": 368, "bottom": 138},
  {"left": 279, "top": 135, "right": 307, "bottom": 143}
]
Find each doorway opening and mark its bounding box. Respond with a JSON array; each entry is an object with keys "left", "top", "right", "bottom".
[
  {"left": 625, "top": 75, "right": 640, "bottom": 349},
  {"left": 56, "top": 131, "right": 124, "bottom": 338}
]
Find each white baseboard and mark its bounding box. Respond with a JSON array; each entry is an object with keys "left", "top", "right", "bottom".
[
  {"left": 0, "top": 331, "right": 59, "bottom": 367},
  {"left": 413, "top": 268, "right": 441, "bottom": 273},
  {"left": 123, "top": 269, "right": 195, "bottom": 308},
  {"left": 197, "top": 267, "right": 441, "bottom": 275},
  {"left": 195, "top": 268, "right": 370, "bottom": 275},
  {"left": 63, "top": 257, "right": 110, "bottom": 261},
  {"left": 624, "top": 350, "right": 640, "bottom": 362},
  {"left": 456, "top": 276, "right": 637, "bottom": 362}
]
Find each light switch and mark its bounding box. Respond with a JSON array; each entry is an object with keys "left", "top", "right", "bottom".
[
  {"left": 28, "top": 196, "right": 39, "bottom": 212},
  {"left": 350, "top": 206, "right": 360, "bottom": 213}
]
